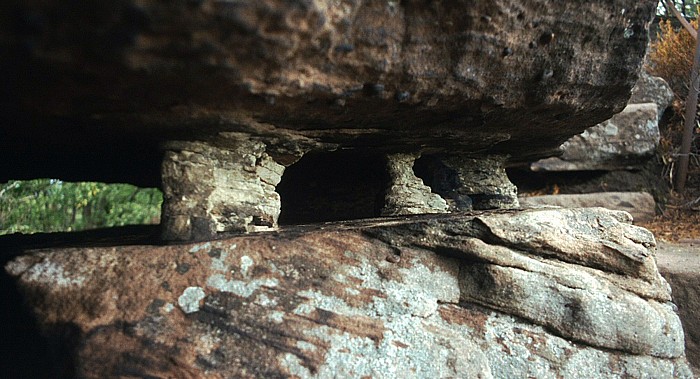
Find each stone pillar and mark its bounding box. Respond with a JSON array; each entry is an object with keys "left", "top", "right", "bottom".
[
  {"left": 160, "top": 136, "right": 285, "bottom": 241},
  {"left": 430, "top": 155, "right": 519, "bottom": 211},
  {"left": 381, "top": 153, "right": 448, "bottom": 216}
]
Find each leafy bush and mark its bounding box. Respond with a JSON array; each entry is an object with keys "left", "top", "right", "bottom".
[
  {"left": 0, "top": 179, "right": 162, "bottom": 235},
  {"left": 648, "top": 17, "right": 699, "bottom": 99}
]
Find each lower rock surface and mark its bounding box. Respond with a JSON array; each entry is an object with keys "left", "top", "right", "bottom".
[
  {"left": 519, "top": 192, "right": 657, "bottom": 223},
  {"left": 5, "top": 208, "right": 692, "bottom": 378},
  {"left": 656, "top": 242, "right": 700, "bottom": 376}
]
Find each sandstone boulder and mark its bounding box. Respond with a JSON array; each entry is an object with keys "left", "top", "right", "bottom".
[
  {"left": 0, "top": 0, "right": 656, "bottom": 185},
  {"left": 5, "top": 208, "right": 692, "bottom": 378},
  {"left": 529, "top": 70, "right": 673, "bottom": 174},
  {"left": 519, "top": 191, "right": 657, "bottom": 222},
  {"left": 531, "top": 103, "right": 661, "bottom": 171},
  {"left": 630, "top": 70, "right": 676, "bottom": 114}
]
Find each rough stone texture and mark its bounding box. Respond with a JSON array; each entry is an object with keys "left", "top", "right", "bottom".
[
  {"left": 381, "top": 153, "right": 448, "bottom": 216},
  {"left": 531, "top": 103, "right": 661, "bottom": 171},
  {"left": 416, "top": 155, "right": 519, "bottom": 210},
  {"left": 656, "top": 242, "right": 700, "bottom": 376},
  {"left": 0, "top": 0, "right": 656, "bottom": 185},
  {"left": 630, "top": 70, "right": 675, "bottom": 115},
  {"left": 519, "top": 191, "right": 656, "bottom": 222},
  {"left": 6, "top": 208, "right": 692, "bottom": 378},
  {"left": 161, "top": 136, "right": 286, "bottom": 241}
]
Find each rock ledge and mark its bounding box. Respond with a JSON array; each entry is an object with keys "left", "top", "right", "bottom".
[{"left": 6, "top": 208, "right": 692, "bottom": 378}]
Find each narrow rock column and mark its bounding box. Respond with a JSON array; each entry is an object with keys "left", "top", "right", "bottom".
[
  {"left": 432, "top": 155, "right": 519, "bottom": 211},
  {"left": 160, "top": 137, "right": 285, "bottom": 241},
  {"left": 381, "top": 153, "right": 448, "bottom": 216}
]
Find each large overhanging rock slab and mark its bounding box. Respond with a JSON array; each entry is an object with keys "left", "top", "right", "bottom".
[
  {"left": 5, "top": 208, "right": 692, "bottom": 377},
  {"left": 0, "top": 0, "right": 656, "bottom": 184}
]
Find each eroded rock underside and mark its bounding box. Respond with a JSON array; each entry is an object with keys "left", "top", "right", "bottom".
[
  {"left": 1, "top": 0, "right": 655, "bottom": 186},
  {"left": 0, "top": 0, "right": 661, "bottom": 239},
  {"left": 5, "top": 208, "right": 692, "bottom": 378}
]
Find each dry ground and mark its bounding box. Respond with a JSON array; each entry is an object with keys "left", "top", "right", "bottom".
[{"left": 638, "top": 166, "right": 700, "bottom": 243}]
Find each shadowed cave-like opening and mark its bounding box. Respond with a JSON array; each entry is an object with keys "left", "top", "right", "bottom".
[{"left": 276, "top": 151, "right": 390, "bottom": 225}]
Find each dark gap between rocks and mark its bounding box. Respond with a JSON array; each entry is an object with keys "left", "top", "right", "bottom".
[
  {"left": 277, "top": 150, "right": 389, "bottom": 225},
  {"left": 413, "top": 155, "right": 460, "bottom": 197},
  {"left": 506, "top": 167, "right": 611, "bottom": 194}
]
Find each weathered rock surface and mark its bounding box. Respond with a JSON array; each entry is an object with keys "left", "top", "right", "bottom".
[
  {"left": 381, "top": 153, "right": 448, "bottom": 216},
  {"left": 0, "top": 0, "right": 656, "bottom": 185},
  {"left": 521, "top": 71, "right": 673, "bottom": 202},
  {"left": 159, "top": 144, "right": 523, "bottom": 240},
  {"left": 531, "top": 103, "right": 661, "bottom": 171},
  {"left": 161, "top": 137, "right": 288, "bottom": 241},
  {"left": 529, "top": 69, "right": 673, "bottom": 173},
  {"left": 630, "top": 70, "right": 676, "bottom": 114},
  {"left": 6, "top": 208, "right": 692, "bottom": 378},
  {"left": 519, "top": 191, "right": 656, "bottom": 222},
  {"left": 656, "top": 241, "right": 700, "bottom": 376},
  {"left": 415, "top": 155, "right": 520, "bottom": 211}
]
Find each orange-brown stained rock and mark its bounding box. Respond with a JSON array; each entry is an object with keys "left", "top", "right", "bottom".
[{"left": 5, "top": 210, "right": 695, "bottom": 378}]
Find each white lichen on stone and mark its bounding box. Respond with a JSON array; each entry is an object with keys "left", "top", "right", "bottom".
[
  {"left": 210, "top": 250, "right": 230, "bottom": 272},
  {"left": 344, "top": 255, "right": 459, "bottom": 318},
  {"left": 196, "top": 334, "right": 220, "bottom": 356},
  {"left": 296, "top": 311, "right": 492, "bottom": 378},
  {"left": 268, "top": 262, "right": 282, "bottom": 275},
  {"left": 267, "top": 310, "right": 286, "bottom": 324},
  {"left": 296, "top": 289, "right": 364, "bottom": 317},
  {"left": 296, "top": 340, "right": 317, "bottom": 352},
  {"left": 206, "top": 273, "right": 278, "bottom": 298},
  {"left": 189, "top": 242, "right": 211, "bottom": 254},
  {"left": 279, "top": 353, "right": 313, "bottom": 378},
  {"left": 240, "top": 255, "right": 254, "bottom": 277},
  {"left": 292, "top": 302, "right": 316, "bottom": 316},
  {"left": 22, "top": 259, "right": 86, "bottom": 288},
  {"left": 255, "top": 293, "right": 277, "bottom": 307},
  {"left": 178, "top": 286, "right": 206, "bottom": 314},
  {"left": 275, "top": 252, "right": 498, "bottom": 378},
  {"left": 332, "top": 272, "right": 347, "bottom": 283},
  {"left": 163, "top": 303, "right": 175, "bottom": 313}
]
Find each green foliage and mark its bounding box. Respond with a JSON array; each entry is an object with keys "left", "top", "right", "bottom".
[
  {"left": 0, "top": 179, "right": 162, "bottom": 235},
  {"left": 658, "top": 0, "right": 700, "bottom": 18}
]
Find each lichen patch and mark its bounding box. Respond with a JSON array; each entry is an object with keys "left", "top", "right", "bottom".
[{"left": 178, "top": 286, "right": 206, "bottom": 314}]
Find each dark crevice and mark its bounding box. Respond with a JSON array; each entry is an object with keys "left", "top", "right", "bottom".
[
  {"left": 0, "top": 226, "right": 162, "bottom": 378},
  {"left": 277, "top": 150, "right": 389, "bottom": 225},
  {"left": 506, "top": 166, "right": 612, "bottom": 194},
  {"left": 412, "top": 154, "right": 461, "bottom": 199}
]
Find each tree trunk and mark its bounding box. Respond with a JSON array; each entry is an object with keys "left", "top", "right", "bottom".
[{"left": 676, "top": 29, "right": 700, "bottom": 191}]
